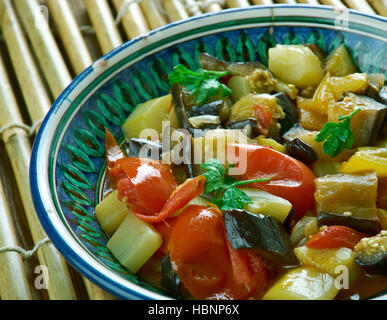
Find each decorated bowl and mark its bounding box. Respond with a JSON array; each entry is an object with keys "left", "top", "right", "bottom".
[{"left": 30, "top": 5, "right": 387, "bottom": 300}]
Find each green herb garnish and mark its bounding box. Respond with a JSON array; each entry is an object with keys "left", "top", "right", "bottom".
[
  {"left": 201, "top": 158, "right": 270, "bottom": 211},
  {"left": 168, "top": 64, "right": 232, "bottom": 104},
  {"left": 315, "top": 108, "right": 360, "bottom": 158}
]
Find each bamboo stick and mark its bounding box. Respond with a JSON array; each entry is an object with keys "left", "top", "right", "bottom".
[
  {"left": 184, "top": 0, "right": 203, "bottom": 16},
  {"left": 251, "top": 0, "right": 273, "bottom": 5},
  {"left": 111, "top": 0, "right": 150, "bottom": 39},
  {"left": 275, "top": 0, "right": 297, "bottom": 3},
  {"left": 12, "top": 0, "right": 72, "bottom": 98},
  {"left": 84, "top": 0, "right": 123, "bottom": 54},
  {"left": 0, "top": 0, "right": 51, "bottom": 125},
  {"left": 226, "top": 0, "right": 250, "bottom": 7},
  {"left": 0, "top": 57, "right": 77, "bottom": 301},
  {"left": 0, "top": 68, "right": 31, "bottom": 298},
  {"left": 162, "top": 0, "right": 189, "bottom": 21},
  {"left": 368, "top": 0, "right": 387, "bottom": 17},
  {"left": 140, "top": 0, "right": 168, "bottom": 30},
  {"left": 319, "top": 0, "right": 346, "bottom": 8},
  {"left": 297, "top": 0, "right": 319, "bottom": 4},
  {"left": 342, "top": 0, "right": 375, "bottom": 14},
  {"left": 199, "top": 0, "right": 223, "bottom": 12},
  {"left": 46, "top": 0, "right": 93, "bottom": 75}
]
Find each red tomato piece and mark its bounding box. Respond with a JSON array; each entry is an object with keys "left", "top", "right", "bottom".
[
  {"left": 254, "top": 104, "right": 272, "bottom": 137},
  {"left": 305, "top": 225, "right": 367, "bottom": 250}
]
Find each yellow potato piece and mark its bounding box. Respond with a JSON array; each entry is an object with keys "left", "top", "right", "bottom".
[
  {"left": 263, "top": 267, "right": 339, "bottom": 300},
  {"left": 95, "top": 190, "right": 128, "bottom": 235},
  {"left": 107, "top": 212, "right": 162, "bottom": 274},
  {"left": 122, "top": 94, "right": 172, "bottom": 139}
]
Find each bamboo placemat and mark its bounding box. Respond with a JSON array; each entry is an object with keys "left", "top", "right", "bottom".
[{"left": 0, "top": 0, "right": 385, "bottom": 301}]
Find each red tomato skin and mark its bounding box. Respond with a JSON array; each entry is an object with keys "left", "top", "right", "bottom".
[
  {"left": 228, "top": 144, "right": 316, "bottom": 220},
  {"left": 306, "top": 226, "right": 367, "bottom": 250}
]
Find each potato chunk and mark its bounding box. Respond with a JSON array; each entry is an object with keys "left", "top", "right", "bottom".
[
  {"left": 263, "top": 267, "right": 339, "bottom": 300},
  {"left": 122, "top": 94, "right": 172, "bottom": 139},
  {"left": 107, "top": 212, "right": 162, "bottom": 273},
  {"left": 95, "top": 190, "right": 128, "bottom": 235},
  {"left": 268, "top": 45, "right": 325, "bottom": 89},
  {"left": 314, "top": 172, "right": 378, "bottom": 219}
]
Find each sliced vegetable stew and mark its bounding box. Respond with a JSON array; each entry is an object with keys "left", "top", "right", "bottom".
[{"left": 95, "top": 43, "right": 387, "bottom": 300}]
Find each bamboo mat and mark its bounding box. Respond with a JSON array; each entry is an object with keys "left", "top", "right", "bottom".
[{"left": 0, "top": 0, "right": 385, "bottom": 301}]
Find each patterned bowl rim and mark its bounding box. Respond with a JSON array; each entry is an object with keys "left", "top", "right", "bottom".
[{"left": 30, "top": 4, "right": 387, "bottom": 300}]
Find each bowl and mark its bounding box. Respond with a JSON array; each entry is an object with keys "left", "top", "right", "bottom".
[{"left": 30, "top": 5, "right": 387, "bottom": 300}]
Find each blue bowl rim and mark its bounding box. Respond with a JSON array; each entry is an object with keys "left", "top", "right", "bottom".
[{"left": 30, "top": 4, "right": 387, "bottom": 300}]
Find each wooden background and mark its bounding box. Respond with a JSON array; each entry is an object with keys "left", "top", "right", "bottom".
[{"left": 0, "top": 0, "right": 386, "bottom": 300}]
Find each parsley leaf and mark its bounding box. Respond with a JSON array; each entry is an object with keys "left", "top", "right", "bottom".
[
  {"left": 201, "top": 158, "right": 270, "bottom": 211},
  {"left": 168, "top": 64, "right": 232, "bottom": 104},
  {"left": 315, "top": 108, "right": 360, "bottom": 158}
]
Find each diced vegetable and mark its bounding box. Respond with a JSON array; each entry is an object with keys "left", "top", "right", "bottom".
[
  {"left": 226, "top": 118, "right": 260, "bottom": 138},
  {"left": 377, "top": 209, "right": 387, "bottom": 230},
  {"left": 366, "top": 73, "right": 385, "bottom": 99},
  {"left": 274, "top": 92, "right": 299, "bottom": 135},
  {"left": 299, "top": 108, "right": 327, "bottom": 131},
  {"left": 254, "top": 135, "right": 287, "bottom": 153},
  {"left": 327, "top": 93, "right": 387, "bottom": 147},
  {"left": 314, "top": 172, "right": 378, "bottom": 219},
  {"left": 354, "top": 231, "right": 387, "bottom": 275},
  {"left": 223, "top": 209, "right": 297, "bottom": 265},
  {"left": 95, "top": 190, "right": 129, "bottom": 235},
  {"left": 239, "top": 188, "right": 292, "bottom": 223},
  {"left": 228, "top": 75, "right": 253, "bottom": 102},
  {"left": 107, "top": 212, "right": 162, "bottom": 273},
  {"left": 325, "top": 44, "right": 357, "bottom": 77},
  {"left": 268, "top": 45, "right": 325, "bottom": 89},
  {"left": 290, "top": 216, "right": 318, "bottom": 247},
  {"left": 125, "top": 138, "right": 162, "bottom": 160},
  {"left": 188, "top": 115, "right": 221, "bottom": 129},
  {"left": 263, "top": 267, "right": 339, "bottom": 300},
  {"left": 283, "top": 138, "right": 318, "bottom": 166},
  {"left": 305, "top": 226, "right": 367, "bottom": 250},
  {"left": 294, "top": 246, "right": 359, "bottom": 280},
  {"left": 189, "top": 100, "right": 222, "bottom": 117},
  {"left": 339, "top": 147, "right": 387, "bottom": 178},
  {"left": 122, "top": 94, "right": 172, "bottom": 139},
  {"left": 330, "top": 73, "right": 368, "bottom": 100},
  {"left": 317, "top": 213, "right": 381, "bottom": 235},
  {"left": 311, "top": 160, "right": 341, "bottom": 177}
]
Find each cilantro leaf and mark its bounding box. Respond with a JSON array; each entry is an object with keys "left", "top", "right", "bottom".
[
  {"left": 168, "top": 64, "right": 232, "bottom": 104},
  {"left": 200, "top": 158, "right": 270, "bottom": 211},
  {"left": 315, "top": 108, "right": 360, "bottom": 158}
]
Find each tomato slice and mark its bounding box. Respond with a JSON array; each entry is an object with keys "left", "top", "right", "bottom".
[
  {"left": 228, "top": 144, "right": 316, "bottom": 220},
  {"left": 305, "top": 226, "right": 367, "bottom": 250},
  {"left": 254, "top": 104, "right": 272, "bottom": 137},
  {"left": 116, "top": 157, "right": 177, "bottom": 217}
]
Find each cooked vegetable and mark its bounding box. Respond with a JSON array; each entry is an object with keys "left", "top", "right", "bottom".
[
  {"left": 305, "top": 226, "right": 367, "bottom": 250},
  {"left": 299, "top": 107, "right": 327, "bottom": 131},
  {"left": 274, "top": 92, "right": 299, "bottom": 135},
  {"left": 311, "top": 160, "right": 340, "bottom": 177},
  {"left": 339, "top": 147, "right": 387, "bottom": 178},
  {"left": 171, "top": 83, "right": 191, "bottom": 130},
  {"left": 188, "top": 115, "right": 221, "bottom": 129},
  {"left": 284, "top": 138, "right": 318, "bottom": 166},
  {"left": 378, "top": 178, "right": 387, "bottom": 210},
  {"left": 315, "top": 108, "right": 360, "bottom": 158},
  {"left": 105, "top": 129, "right": 126, "bottom": 188},
  {"left": 290, "top": 216, "right": 318, "bottom": 247},
  {"left": 232, "top": 144, "right": 316, "bottom": 219},
  {"left": 161, "top": 253, "right": 182, "bottom": 297},
  {"left": 315, "top": 172, "right": 378, "bottom": 219},
  {"left": 317, "top": 213, "right": 381, "bottom": 235},
  {"left": 377, "top": 209, "right": 387, "bottom": 230},
  {"left": 366, "top": 73, "right": 385, "bottom": 99},
  {"left": 354, "top": 231, "right": 387, "bottom": 275},
  {"left": 189, "top": 100, "right": 222, "bottom": 117},
  {"left": 325, "top": 44, "right": 357, "bottom": 77},
  {"left": 240, "top": 188, "right": 292, "bottom": 223},
  {"left": 95, "top": 190, "right": 129, "bottom": 235},
  {"left": 107, "top": 212, "right": 162, "bottom": 273},
  {"left": 228, "top": 75, "right": 253, "bottom": 102},
  {"left": 200, "top": 158, "right": 270, "bottom": 211},
  {"left": 226, "top": 118, "right": 260, "bottom": 138},
  {"left": 254, "top": 135, "right": 287, "bottom": 153},
  {"left": 223, "top": 209, "right": 297, "bottom": 265},
  {"left": 169, "top": 205, "right": 254, "bottom": 300},
  {"left": 122, "top": 94, "right": 172, "bottom": 139},
  {"left": 294, "top": 246, "right": 359, "bottom": 280},
  {"left": 254, "top": 104, "right": 273, "bottom": 136},
  {"left": 330, "top": 73, "right": 368, "bottom": 101},
  {"left": 263, "top": 266, "right": 339, "bottom": 300},
  {"left": 327, "top": 93, "right": 387, "bottom": 147},
  {"left": 168, "top": 64, "right": 232, "bottom": 104},
  {"left": 125, "top": 138, "right": 162, "bottom": 160},
  {"left": 268, "top": 45, "right": 325, "bottom": 89}
]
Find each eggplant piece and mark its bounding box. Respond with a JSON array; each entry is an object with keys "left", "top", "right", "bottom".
[
  {"left": 317, "top": 212, "right": 381, "bottom": 235},
  {"left": 223, "top": 209, "right": 297, "bottom": 265},
  {"left": 366, "top": 74, "right": 385, "bottom": 100},
  {"left": 283, "top": 138, "right": 318, "bottom": 166},
  {"left": 188, "top": 115, "right": 221, "bottom": 129},
  {"left": 225, "top": 118, "right": 260, "bottom": 138},
  {"left": 124, "top": 138, "right": 162, "bottom": 160},
  {"left": 354, "top": 231, "right": 387, "bottom": 275},
  {"left": 172, "top": 83, "right": 191, "bottom": 130},
  {"left": 274, "top": 92, "right": 299, "bottom": 135},
  {"left": 189, "top": 100, "right": 222, "bottom": 117},
  {"left": 199, "top": 52, "right": 264, "bottom": 76}
]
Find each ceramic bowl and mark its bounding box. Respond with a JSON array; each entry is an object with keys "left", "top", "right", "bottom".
[{"left": 30, "top": 5, "right": 387, "bottom": 300}]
